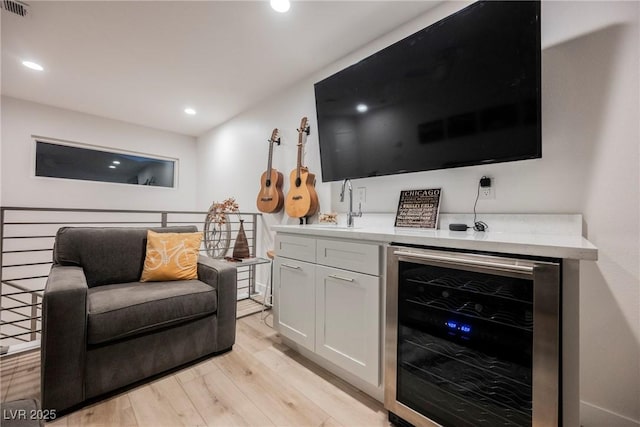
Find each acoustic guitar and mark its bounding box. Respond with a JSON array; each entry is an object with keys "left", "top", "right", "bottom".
[
  {"left": 256, "top": 128, "right": 285, "bottom": 213},
  {"left": 285, "top": 117, "right": 319, "bottom": 218}
]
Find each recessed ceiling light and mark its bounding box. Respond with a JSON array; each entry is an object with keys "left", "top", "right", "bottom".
[
  {"left": 112, "top": 160, "right": 121, "bottom": 165},
  {"left": 184, "top": 107, "right": 197, "bottom": 115},
  {"left": 270, "top": 0, "right": 290, "bottom": 13},
  {"left": 356, "top": 103, "right": 368, "bottom": 113},
  {"left": 22, "top": 61, "right": 44, "bottom": 71},
  {"left": 109, "top": 165, "right": 116, "bottom": 169}
]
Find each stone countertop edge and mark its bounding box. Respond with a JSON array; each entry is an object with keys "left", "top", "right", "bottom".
[{"left": 271, "top": 224, "right": 598, "bottom": 261}]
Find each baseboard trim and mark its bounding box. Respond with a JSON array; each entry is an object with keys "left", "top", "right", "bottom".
[{"left": 581, "top": 401, "right": 639, "bottom": 427}]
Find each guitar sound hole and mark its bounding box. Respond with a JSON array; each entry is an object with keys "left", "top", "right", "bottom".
[
  {"left": 295, "top": 178, "right": 301, "bottom": 187},
  {"left": 265, "top": 179, "right": 271, "bottom": 187}
]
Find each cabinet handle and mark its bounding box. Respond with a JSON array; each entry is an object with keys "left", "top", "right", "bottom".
[
  {"left": 329, "top": 274, "right": 354, "bottom": 282},
  {"left": 281, "top": 263, "right": 301, "bottom": 270}
]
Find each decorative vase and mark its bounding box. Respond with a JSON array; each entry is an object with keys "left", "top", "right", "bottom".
[{"left": 232, "top": 219, "right": 251, "bottom": 259}]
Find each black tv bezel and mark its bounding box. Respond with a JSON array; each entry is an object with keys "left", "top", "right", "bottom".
[{"left": 313, "top": 0, "right": 542, "bottom": 183}]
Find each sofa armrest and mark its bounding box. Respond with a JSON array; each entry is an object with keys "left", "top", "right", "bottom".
[
  {"left": 197, "top": 256, "right": 237, "bottom": 351},
  {"left": 41, "top": 265, "right": 88, "bottom": 413}
]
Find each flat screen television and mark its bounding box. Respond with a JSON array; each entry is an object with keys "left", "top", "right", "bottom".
[{"left": 314, "top": 0, "right": 541, "bottom": 182}]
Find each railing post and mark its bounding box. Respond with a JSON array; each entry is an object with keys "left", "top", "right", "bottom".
[
  {"left": 1, "top": 207, "right": 4, "bottom": 307},
  {"left": 251, "top": 213, "right": 258, "bottom": 257},
  {"left": 1, "top": 208, "right": 5, "bottom": 351},
  {"left": 30, "top": 294, "right": 38, "bottom": 341},
  {"left": 161, "top": 212, "right": 168, "bottom": 227},
  {"left": 250, "top": 213, "right": 258, "bottom": 296}
]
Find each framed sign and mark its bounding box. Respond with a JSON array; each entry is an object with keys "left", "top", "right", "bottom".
[{"left": 394, "top": 188, "right": 442, "bottom": 229}]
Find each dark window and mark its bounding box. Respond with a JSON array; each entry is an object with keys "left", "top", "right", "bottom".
[{"left": 35, "top": 141, "right": 176, "bottom": 188}]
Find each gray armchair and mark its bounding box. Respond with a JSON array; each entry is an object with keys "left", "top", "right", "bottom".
[{"left": 41, "top": 226, "right": 236, "bottom": 413}]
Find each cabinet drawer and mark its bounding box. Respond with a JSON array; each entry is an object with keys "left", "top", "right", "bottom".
[
  {"left": 316, "top": 238, "right": 380, "bottom": 275},
  {"left": 275, "top": 234, "right": 316, "bottom": 263}
]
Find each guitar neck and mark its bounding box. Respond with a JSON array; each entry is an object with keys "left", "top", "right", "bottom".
[
  {"left": 266, "top": 140, "right": 274, "bottom": 176},
  {"left": 295, "top": 118, "right": 309, "bottom": 182},
  {"left": 296, "top": 140, "right": 304, "bottom": 180}
]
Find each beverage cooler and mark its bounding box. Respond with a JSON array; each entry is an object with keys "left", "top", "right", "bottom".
[{"left": 385, "top": 246, "right": 561, "bottom": 427}]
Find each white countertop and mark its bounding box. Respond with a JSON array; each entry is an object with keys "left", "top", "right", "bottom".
[{"left": 271, "top": 224, "right": 598, "bottom": 261}]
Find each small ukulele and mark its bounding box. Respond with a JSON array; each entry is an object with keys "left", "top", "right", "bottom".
[
  {"left": 285, "top": 117, "right": 319, "bottom": 218},
  {"left": 256, "top": 128, "right": 285, "bottom": 213}
]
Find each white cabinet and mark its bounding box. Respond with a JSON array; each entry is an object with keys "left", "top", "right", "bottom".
[
  {"left": 274, "top": 233, "right": 381, "bottom": 386},
  {"left": 274, "top": 257, "right": 315, "bottom": 351},
  {"left": 315, "top": 265, "right": 380, "bottom": 385}
]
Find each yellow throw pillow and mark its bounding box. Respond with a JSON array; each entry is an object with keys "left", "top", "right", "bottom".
[{"left": 140, "top": 230, "right": 203, "bottom": 282}]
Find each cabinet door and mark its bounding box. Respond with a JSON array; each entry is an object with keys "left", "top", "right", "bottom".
[
  {"left": 315, "top": 265, "right": 380, "bottom": 385},
  {"left": 274, "top": 257, "right": 315, "bottom": 351}
]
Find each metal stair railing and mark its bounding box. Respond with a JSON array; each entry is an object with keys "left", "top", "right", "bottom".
[{"left": 0, "top": 206, "right": 262, "bottom": 354}]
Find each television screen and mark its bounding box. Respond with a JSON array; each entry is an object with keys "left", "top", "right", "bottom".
[{"left": 314, "top": 1, "right": 541, "bottom": 182}]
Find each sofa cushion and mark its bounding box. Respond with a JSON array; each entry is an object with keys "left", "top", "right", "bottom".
[
  {"left": 140, "top": 231, "right": 203, "bottom": 282},
  {"left": 87, "top": 279, "right": 217, "bottom": 345},
  {"left": 53, "top": 226, "right": 198, "bottom": 287}
]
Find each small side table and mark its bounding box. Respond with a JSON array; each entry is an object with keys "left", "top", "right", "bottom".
[
  {"left": 261, "top": 250, "right": 276, "bottom": 320},
  {"left": 223, "top": 256, "right": 271, "bottom": 318}
]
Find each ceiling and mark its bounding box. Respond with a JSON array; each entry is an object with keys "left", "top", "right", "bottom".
[{"left": 2, "top": 1, "right": 440, "bottom": 137}]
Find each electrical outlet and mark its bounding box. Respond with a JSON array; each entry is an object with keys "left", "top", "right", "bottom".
[
  {"left": 479, "top": 187, "right": 494, "bottom": 199},
  {"left": 357, "top": 187, "right": 366, "bottom": 204},
  {"left": 479, "top": 179, "right": 495, "bottom": 200}
]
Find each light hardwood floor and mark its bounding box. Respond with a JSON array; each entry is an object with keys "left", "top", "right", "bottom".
[
  {"left": 1, "top": 312, "right": 390, "bottom": 427},
  {"left": 236, "top": 298, "right": 269, "bottom": 319}
]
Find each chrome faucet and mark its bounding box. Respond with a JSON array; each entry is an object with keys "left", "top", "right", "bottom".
[{"left": 340, "top": 179, "right": 362, "bottom": 228}]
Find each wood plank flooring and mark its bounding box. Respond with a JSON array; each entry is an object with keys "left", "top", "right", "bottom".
[
  {"left": 1, "top": 312, "right": 390, "bottom": 427},
  {"left": 236, "top": 297, "right": 269, "bottom": 319}
]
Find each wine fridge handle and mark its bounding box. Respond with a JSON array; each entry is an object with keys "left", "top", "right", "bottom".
[{"left": 393, "top": 250, "right": 535, "bottom": 274}]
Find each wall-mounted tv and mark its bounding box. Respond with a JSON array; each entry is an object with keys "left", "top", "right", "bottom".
[{"left": 314, "top": 1, "right": 541, "bottom": 182}]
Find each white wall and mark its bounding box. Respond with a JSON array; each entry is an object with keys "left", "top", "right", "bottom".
[
  {"left": 197, "top": 1, "right": 639, "bottom": 425},
  {"left": 1, "top": 96, "right": 198, "bottom": 210},
  {"left": 556, "top": 13, "right": 640, "bottom": 427}
]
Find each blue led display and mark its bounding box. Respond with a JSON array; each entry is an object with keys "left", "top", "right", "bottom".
[{"left": 445, "top": 320, "right": 472, "bottom": 334}]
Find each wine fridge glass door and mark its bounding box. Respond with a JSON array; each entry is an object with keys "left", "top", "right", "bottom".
[{"left": 384, "top": 247, "right": 560, "bottom": 427}]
